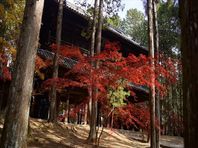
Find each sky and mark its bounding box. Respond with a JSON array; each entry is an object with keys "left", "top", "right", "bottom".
[
  {"left": 119, "top": 0, "right": 144, "bottom": 18},
  {"left": 67, "top": 0, "right": 144, "bottom": 18}
]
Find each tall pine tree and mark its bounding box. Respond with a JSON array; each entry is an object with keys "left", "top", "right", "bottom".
[{"left": 0, "top": 0, "right": 44, "bottom": 147}]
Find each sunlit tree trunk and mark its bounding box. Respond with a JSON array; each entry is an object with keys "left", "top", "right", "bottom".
[
  {"left": 111, "top": 111, "right": 114, "bottom": 128},
  {"left": 88, "top": 0, "right": 103, "bottom": 143},
  {"left": 153, "top": 0, "right": 160, "bottom": 147},
  {"left": 179, "top": 0, "right": 198, "bottom": 147},
  {"left": 107, "top": 118, "right": 110, "bottom": 128},
  {"left": 88, "top": 90, "right": 92, "bottom": 124},
  {"left": 87, "top": 0, "right": 98, "bottom": 143},
  {"left": 147, "top": 0, "right": 156, "bottom": 147},
  {"left": 95, "top": 0, "right": 103, "bottom": 55},
  {"left": 48, "top": 0, "right": 64, "bottom": 123},
  {"left": 84, "top": 104, "right": 88, "bottom": 125},
  {"left": 0, "top": 0, "right": 44, "bottom": 147},
  {"left": 64, "top": 98, "right": 69, "bottom": 124},
  {"left": 95, "top": 0, "right": 103, "bottom": 139}
]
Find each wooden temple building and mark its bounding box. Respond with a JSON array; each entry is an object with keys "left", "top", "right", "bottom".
[{"left": 1, "top": 0, "right": 149, "bottom": 125}]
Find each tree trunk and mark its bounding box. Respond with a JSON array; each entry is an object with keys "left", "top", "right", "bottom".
[
  {"left": 88, "top": 97, "right": 97, "bottom": 143},
  {"left": 95, "top": 0, "right": 103, "bottom": 55},
  {"left": 179, "top": 0, "right": 198, "bottom": 147},
  {"left": 88, "top": 0, "right": 104, "bottom": 143},
  {"left": 147, "top": 0, "right": 156, "bottom": 147},
  {"left": 88, "top": 90, "right": 92, "bottom": 124},
  {"left": 97, "top": 107, "right": 114, "bottom": 147},
  {"left": 87, "top": 0, "right": 98, "bottom": 143},
  {"left": 0, "top": 0, "right": 44, "bottom": 147},
  {"left": 179, "top": 72, "right": 183, "bottom": 136},
  {"left": 48, "top": 0, "right": 64, "bottom": 123},
  {"left": 64, "top": 98, "right": 69, "bottom": 124},
  {"left": 111, "top": 111, "right": 114, "bottom": 128},
  {"left": 107, "top": 118, "right": 110, "bottom": 128},
  {"left": 84, "top": 104, "right": 88, "bottom": 125},
  {"left": 153, "top": 0, "right": 160, "bottom": 146},
  {"left": 0, "top": 81, "right": 4, "bottom": 112}
]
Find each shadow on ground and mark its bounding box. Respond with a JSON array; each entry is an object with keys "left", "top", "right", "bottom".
[{"left": 0, "top": 118, "right": 183, "bottom": 148}]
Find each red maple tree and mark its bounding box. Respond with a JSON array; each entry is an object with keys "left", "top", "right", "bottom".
[{"left": 42, "top": 41, "right": 176, "bottom": 132}]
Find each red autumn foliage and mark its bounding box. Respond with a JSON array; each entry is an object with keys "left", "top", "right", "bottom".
[
  {"left": 0, "top": 53, "right": 11, "bottom": 81},
  {"left": 0, "top": 53, "right": 53, "bottom": 81},
  {"left": 50, "top": 44, "right": 83, "bottom": 60},
  {"left": 42, "top": 41, "right": 176, "bottom": 130},
  {"left": 1, "top": 67, "right": 11, "bottom": 80},
  {"left": 35, "top": 55, "right": 51, "bottom": 71},
  {"left": 43, "top": 77, "right": 86, "bottom": 91},
  {"left": 116, "top": 103, "right": 150, "bottom": 129}
]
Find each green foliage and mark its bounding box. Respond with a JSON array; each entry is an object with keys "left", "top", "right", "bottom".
[
  {"left": 107, "top": 79, "right": 130, "bottom": 108},
  {"left": 75, "top": 0, "right": 124, "bottom": 17},
  {"left": 0, "top": 0, "right": 25, "bottom": 65},
  {"left": 120, "top": 0, "right": 180, "bottom": 55},
  {"left": 76, "top": 0, "right": 124, "bottom": 40},
  {"left": 103, "top": 0, "right": 124, "bottom": 17},
  {"left": 0, "top": 0, "right": 25, "bottom": 47},
  {"left": 157, "top": 0, "right": 180, "bottom": 55},
  {"left": 108, "top": 86, "right": 130, "bottom": 108},
  {"left": 121, "top": 8, "right": 148, "bottom": 46},
  {"left": 105, "top": 14, "right": 122, "bottom": 28},
  {"left": 81, "top": 23, "right": 92, "bottom": 40}
]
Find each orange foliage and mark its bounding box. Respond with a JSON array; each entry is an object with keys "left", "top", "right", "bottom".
[
  {"left": 35, "top": 55, "right": 51, "bottom": 70},
  {"left": 50, "top": 44, "right": 83, "bottom": 60},
  {"left": 42, "top": 41, "right": 176, "bottom": 130},
  {"left": 0, "top": 53, "right": 11, "bottom": 81}
]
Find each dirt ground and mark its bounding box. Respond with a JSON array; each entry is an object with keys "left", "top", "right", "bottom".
[
  {"left": 27, "top": 119, "right": 183, "bottom": 148},
  {"left": 0, "top": 118, "right": 183, "bottom": 148}
]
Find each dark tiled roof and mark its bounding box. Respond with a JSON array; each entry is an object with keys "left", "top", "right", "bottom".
[
  {"left": 65, "top": 1, "right": 88, "bottom": 18},
  {"left": 37, "top": 49, "right": 77, "bottom": 69},
  {"left": 64, "top": 1, "right": 147, "bottom": 52},
  {"left": 106, "top": 26, "right": 147, "bottom": 51},
  {"left": 128, "top": 83, "right": 149, "bottom": 94}
]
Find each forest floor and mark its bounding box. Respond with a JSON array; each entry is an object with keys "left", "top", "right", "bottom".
[{"left": 0, "top": 118, "right": 183, "bottom": 148}]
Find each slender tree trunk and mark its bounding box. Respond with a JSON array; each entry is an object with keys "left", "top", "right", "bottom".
[
  {"left": 48, "top": 0, "right": 64, "bottom": 122},
  {"left": 95, "top": 0, "right": 103, "bottom": 55},
  {"left": 147, "top": 0, "right": 156, "bottom": 147},
  {"left": 0, "top": 80, "right": 4, "bottom": 112},
  {"left": 179, "top": 73, "right": 183, "bottom": 136},
  {"left": 153, "top": 0, "right": 160, "bottom": 147},
  {"left": 88, "top": 90, "right": 92, "bottom": 124},
  {"left": 171, "top": 85, "right": 174, "bottom": 135},
  {"left": 0, "top": 0, "right": 44, "bottom": 147},
  {"left": 107, "top": 118, "right": 110, "bottom": 128},
  {"left": 64, "top": 98, "right": 69, "bottom": 124},
  {"left": 87, "top": 0, "right": 98, "bottom": 143},
  {"left": 179, "top": 0, "right": 198, "bottom": 147},
  {"left": 84, "top": 104, "right": 88, "bottom": 125},
  {"left": 111, "top": 111, "right": 114, "bottom": 128},
  {"left": 167, "top": 86, "right": 171, "bottom": 135},
  {"left": 97, "top": 107, "right": 114, "bottom": 147},
  {"left": 77, "top": 111, "right": 80, "bottom": 124},
  {"left": 88, "top": 95, "right": 97, "bottom": 143},
  {"left": 88, "top": 0, "right": 103, "bottom": 143}
]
